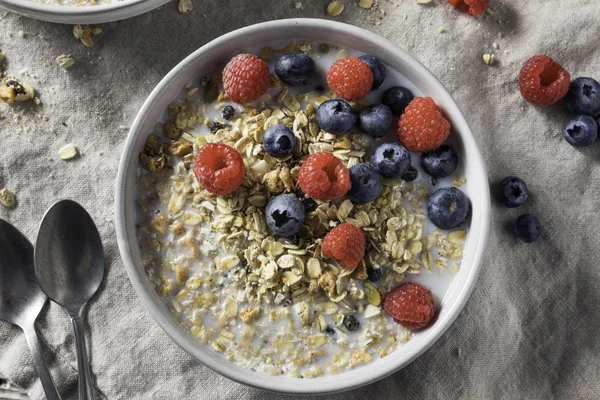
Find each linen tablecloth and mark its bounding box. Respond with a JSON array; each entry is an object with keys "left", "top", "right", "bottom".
[{"left": 1, "top": 0, "right": 600, "bottom": 398}]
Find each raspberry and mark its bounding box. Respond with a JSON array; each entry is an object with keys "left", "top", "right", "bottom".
[
  {"left": 222, "top": 54, "right": 271, "bottom": 104},
  {"left": 298, "top": 152, "right": 351, "bottom": 201},
  {"left": 448, "top": 0, "right": 489, "bottom": 16},
  {"left": 193, "top": 143, "right": 245, "bottom": 195},
  {"left": 397, "top": 97, "right": 450, "bottom": 153},
  {"left": 519, "top": 55, "right": 571, "bottom": 105},
  {"left": 327, "top": 57, "right": 373, "bottom": 101},
  {"left": 383, "top": 282, "right": 435, "bottom": 331},
  {"left": 321, "top": 224, "right": 365, "bottom": 270}
]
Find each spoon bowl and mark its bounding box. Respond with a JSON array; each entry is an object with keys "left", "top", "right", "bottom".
[
  {"left": 34, "top": 200, "right": 104, "bottom": 314},
  {"left": 0, "top": 219, "right": 62, "bottom": 400}
]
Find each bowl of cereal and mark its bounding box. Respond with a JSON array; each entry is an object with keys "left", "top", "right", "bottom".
[
  {"left": 115, "top": 19, "right": 490, "bottom": 394},
  {"left": 0, "top": 0, "right": 171, "bottom": 24}
]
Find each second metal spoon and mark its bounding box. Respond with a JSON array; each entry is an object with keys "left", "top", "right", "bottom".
[
  {"left": 0, "top": 219, "right": 61, "bottom": 400},
  {"left": 34, "top": 200, "right": 105, "bottom": 400}
]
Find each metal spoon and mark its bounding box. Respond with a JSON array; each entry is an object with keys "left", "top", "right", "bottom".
[
  {"left": 34, "top": 200, "right": 104, "bottom": 400},
  {"left": 0, "top": 219, "right": 62, "bottom": 400}
]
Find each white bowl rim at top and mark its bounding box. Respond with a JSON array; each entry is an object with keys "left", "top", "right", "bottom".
[
  {"left": 0, "top": 0, "right": 172, "bottom": 25},
  {"left": 115, "top": 18, "right": 491, "bottom": 395}
]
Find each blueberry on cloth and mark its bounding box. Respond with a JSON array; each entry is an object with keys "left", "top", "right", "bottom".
[
  {"left": 514, "top": 213, "right": 541, "bottom": 243},
  {"left": 565, "top": 77, "right": 600, "bottom": 117},
  {"left": 563, "top": 115, "right": 598, "bottom": 147},
  {"left": 497, "top": 176, "right": 529, "bottom": 208}
]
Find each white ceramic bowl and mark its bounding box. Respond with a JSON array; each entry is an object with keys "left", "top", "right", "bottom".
[
  {"left": 115, "top": 19, "right": 490, "bottom": 395},
  {"left": 0, "top": 0, "right": 171, "bottom": 24}
]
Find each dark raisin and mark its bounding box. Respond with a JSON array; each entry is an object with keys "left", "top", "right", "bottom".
[
  {"left": 364, "top": 241, "right": 374, "bottom": 255},
  {"left": 401, "top": 166, "right": 418, "bottom": 182},
  {"left": 367, "top": 267, "right": 382, "bottom": 282},
  {"left": 431, "top": 178, "right": 438, "bottom": 186},
  {"left": 301, "top": 197, "right": 318, "bottom": 213},
  {"left": 208, "top": 121, "right": 226, "bottom": 133},
  {"left": 222, "top": 105, "right": 235, "bottom": 120},
  {"left": 324, "top": 326, "right": 335, "bottom": 335},
  {"left": 343, "top": 315, "right": 360, "bottom": 331}
]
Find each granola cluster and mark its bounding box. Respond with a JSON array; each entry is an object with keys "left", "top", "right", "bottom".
[{"left": 136, "top": 42, "right": 466, "bottom": 377}]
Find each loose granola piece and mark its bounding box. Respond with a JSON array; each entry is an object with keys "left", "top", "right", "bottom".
[
  {"left": 178, "top": 0, "right": 193, "bottom": 13},
  {"left": 327, "top": 1, "right": 344, "bottom": 16},
  {"left": 55, "top": 54, "right": 75, "bottom": 69},
  {"left": 0, "top": 188, "right": 16, "bottom": 208},
  {"left": 163, "top": 120, "right": 183, "bottom": 140},
  {"left": 58, "top": 143, "right": 79, "bottom": 160}
]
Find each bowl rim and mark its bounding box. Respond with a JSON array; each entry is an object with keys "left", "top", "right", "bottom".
[
  {"left": 0, "top": 0, "right": 172, "bottom": 24},
  {"left": 115, "top": 18, "right": 490, "bottom": 394}
]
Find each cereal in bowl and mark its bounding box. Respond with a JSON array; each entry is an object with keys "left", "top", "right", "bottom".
[{"left": 136, "top": 42, "right": 470, "bottom": 378}]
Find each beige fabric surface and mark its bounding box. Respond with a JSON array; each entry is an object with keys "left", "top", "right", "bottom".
[{"left": 1, "top": 0, "right": 600, "bottom": 399}]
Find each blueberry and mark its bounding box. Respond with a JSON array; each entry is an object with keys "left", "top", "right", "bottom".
[
  {"left": 427, "top": 187, "right": 470, "bottom": 230},
  {"left": 563, "top": 115, "right": 598, "bottom": 147},
  {"left": 401, "top": 166, "right": 418, "bottom": 182},
  {"left": 359, "top": 104, "right": 393, "bottom": 138},
  {"left": 222, "top": 105, "right": 235, "bottom": 120},
  {"left": 274, "top": 53, "right": 316, "bottom": 87},
  {"left": 497, "top": 176, "right": 528, "bottom": 208},
  {"left": 347, "top": 163, "right": 383, "bottom": 204},
  {"left": 263, "top": 124, "right": 296, "bottom": 158},
  {"left": 343, "top": 315, "right": 360, "bottom": 331},
  {"left": 371, "top": 142, "right": 411, "bottom": 179},
  {"left": 358, "top": 54, "right": 386, "bottom": 91},
  {"left": 421, "top": 145, "right": 458, "bottom": 178},
  {"left": 265, "top": 194, "right": 305, "bottom": 237},
  {"left": 514, "top": 213, "right": 541, "bottom": 243},
  {"left": 382, "top": 86, "right": 414, "bottom": 116},
  {"left": 367, "top": 267, "right": 382, "bottom": 282},
  {"left": 565, "top": 77, "right": 600, "bottom": 117},
  {"left": 316, "top": 99, "right": 356, "bottom": 134}
]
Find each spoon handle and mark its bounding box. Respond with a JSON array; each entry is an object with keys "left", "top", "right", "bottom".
[
  {"left": 71, "top": 316, "right": 95, "bottom": 400},
  {"left": 22, "top": 324, "right": 62, "bottom": 400}
]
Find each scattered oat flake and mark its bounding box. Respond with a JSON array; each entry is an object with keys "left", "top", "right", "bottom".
[
  {"left": 437, "top": 27, "right": 446, "bottom": 33},
  {"left": 359, "top": 0, "right": 374, "bottom": 9},
  {"left": 482, "top": 53, "right": 496, "bottom": 65},
  {"left": 178, "top": 0, "right": 193, "bottom": 13},
  {"left": 414, "top": 0, "right": 431, "bottom": 3},
  {"left": 58, "top": 143, "right": 79, "bottom": 160},
  {"left": 327, "top": 1, "right": 344, "bottom": 16},
  {"left": 55, "top": 54, "right": 75, "bottom": 69},
  {"left": 294, "top": 1, "right": 303, "bottom": 9},
  {"left": 0, "top": 188, "right": 16, "bottom": 208}
]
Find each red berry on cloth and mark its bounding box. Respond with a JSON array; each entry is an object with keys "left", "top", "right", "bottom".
[
  {"left": 222, "top": 53, "right": 271, "bottom": 104},
  {"left": 448, "top": 0, "right": 490, "bottom": 16},
  {"left": 298, "top": 152, "right": 351, "bottom": 201},
  {"left": 519, "top": 55, "right": 571, "bottom": 105},
  {"left": 327, "top": 57, "right": 373, "bottom": 101},
  {"left": 397, "top": 97, "right": 451, "bottom": 153},
  {"left": 383, "top": 282, "right": 435, "bottom": 331},
  {"left": 194, "top": 143, "right": 245, "bottom": 195},
  {"left": 321, "top": 223, "right": 365, "bottom": 270}
]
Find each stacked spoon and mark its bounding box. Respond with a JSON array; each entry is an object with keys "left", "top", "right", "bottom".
[{"left": 0, "top": 200, "right": 104, "bottom": 400}]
